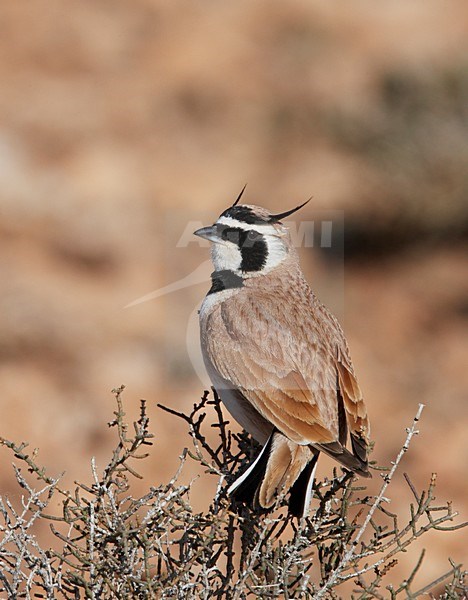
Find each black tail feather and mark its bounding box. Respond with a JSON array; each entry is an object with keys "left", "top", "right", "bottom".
[
  {"left": 318, "top": 441, "right": 371, "bottom": 478},
  {"left": 228, "top": 432, "right": 274, "bottom": 505},
  {"left": 350, "top": 433, "right": 368, "bottom": 464},
  {"left": 288, "top": 451, "right": 319, "bottom": 518}
]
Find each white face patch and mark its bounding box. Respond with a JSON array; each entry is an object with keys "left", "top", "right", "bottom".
[
  {"left": 262, "top": 234, "right": 288, "bottom": 272},
  {"left": 211, "top": 239, "right": 242, "bottom": 272}
]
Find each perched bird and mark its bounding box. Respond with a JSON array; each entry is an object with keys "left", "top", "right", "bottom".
[{"left": 194, "top": 189, "right": 371, "bottom": 518}]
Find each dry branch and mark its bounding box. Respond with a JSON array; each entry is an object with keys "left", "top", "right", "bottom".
[{"left": 0, "top": 388, "right": 466, "bottom": 599}]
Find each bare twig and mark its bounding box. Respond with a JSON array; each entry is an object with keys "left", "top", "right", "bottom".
[
  {"left": 315, "top": 404, "right": 425, "bottom": 598},
  {"left": 0, "top": 392, "right": 465, "bottom": 599}
]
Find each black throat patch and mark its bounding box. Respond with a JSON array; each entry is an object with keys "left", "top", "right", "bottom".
[{"left": 207, "top": 270, "right": 244, "bottom": 295}]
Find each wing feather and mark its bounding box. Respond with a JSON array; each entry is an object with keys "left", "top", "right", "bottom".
[
  {"left": 337, "top": 360, "right": 370, "bottom": 439},
  {"left": 204, "top": 292, "right": 340, "bottom": 445},
  {"left": 202, "top": 275, "right": 370, "bottom": 468}
]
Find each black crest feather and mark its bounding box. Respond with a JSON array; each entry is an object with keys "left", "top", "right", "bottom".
[
  {"left": 269, "top": 197, "right": 311, "bottom": 223},
  {"left": 232, "top": 184, "right": 248, "bottom": 207}
]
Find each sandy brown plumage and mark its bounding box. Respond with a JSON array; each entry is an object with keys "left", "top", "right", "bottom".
[{"left": 196, "top": 201, "right": 371, "bottom": 517}]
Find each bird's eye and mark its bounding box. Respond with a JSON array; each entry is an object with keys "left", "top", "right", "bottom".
[
  {"left": 216, "top": 224, "right": 241, "bottom": 243},
  {"left": 216, "top": 224, "right": 228, "bottom": 240}
]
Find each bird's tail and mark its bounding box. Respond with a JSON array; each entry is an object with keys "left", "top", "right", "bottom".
[{"left": 227, "top": 431, "right": 319, "bottom": 518}]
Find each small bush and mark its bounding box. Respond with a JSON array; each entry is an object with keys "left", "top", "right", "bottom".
[{"left": 0, "top": 387, "right": 466, "bottom": 599}]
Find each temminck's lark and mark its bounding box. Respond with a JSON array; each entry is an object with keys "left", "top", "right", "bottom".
[{"left": 195, "top": 189, "right": 370, "bottom": 518}]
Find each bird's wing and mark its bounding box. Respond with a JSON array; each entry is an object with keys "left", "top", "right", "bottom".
[
  {"left": 314, "top": 300, "right": 371, "bottom": 463},
  {"left": 203, "top": 290, "right": 342, "bottom": 446},
  {"left": 336, "top": 357, "right": 370, "bottom": 462}
]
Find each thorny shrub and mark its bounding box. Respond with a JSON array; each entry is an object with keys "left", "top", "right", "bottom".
[{"left": 0, "top": 387, "right": 466, "bottom": 599}]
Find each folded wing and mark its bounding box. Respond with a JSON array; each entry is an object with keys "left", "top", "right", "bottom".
[{"left": 203, "top": 290, "right": 370, "bottom": 475}]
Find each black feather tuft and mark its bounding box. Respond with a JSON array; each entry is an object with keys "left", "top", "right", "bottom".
[
  {"left": 232, "top": 183, "right": 248, "bottom": 206},
  {"left": 269, "top": 198, "right": 311, "bottom": 223}
]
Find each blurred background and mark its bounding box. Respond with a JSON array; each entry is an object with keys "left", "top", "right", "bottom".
[{"left": 0, "top": 0, "right": 467, "bottom": 591}]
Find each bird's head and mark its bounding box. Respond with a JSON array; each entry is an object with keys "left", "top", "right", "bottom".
[{"left": 194, "top": 187, "right": 310, "bottom": 276}]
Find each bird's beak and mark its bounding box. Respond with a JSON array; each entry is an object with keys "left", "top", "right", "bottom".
[{"left": 193, "top": 225, "right": 220, "bottom": 243}]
